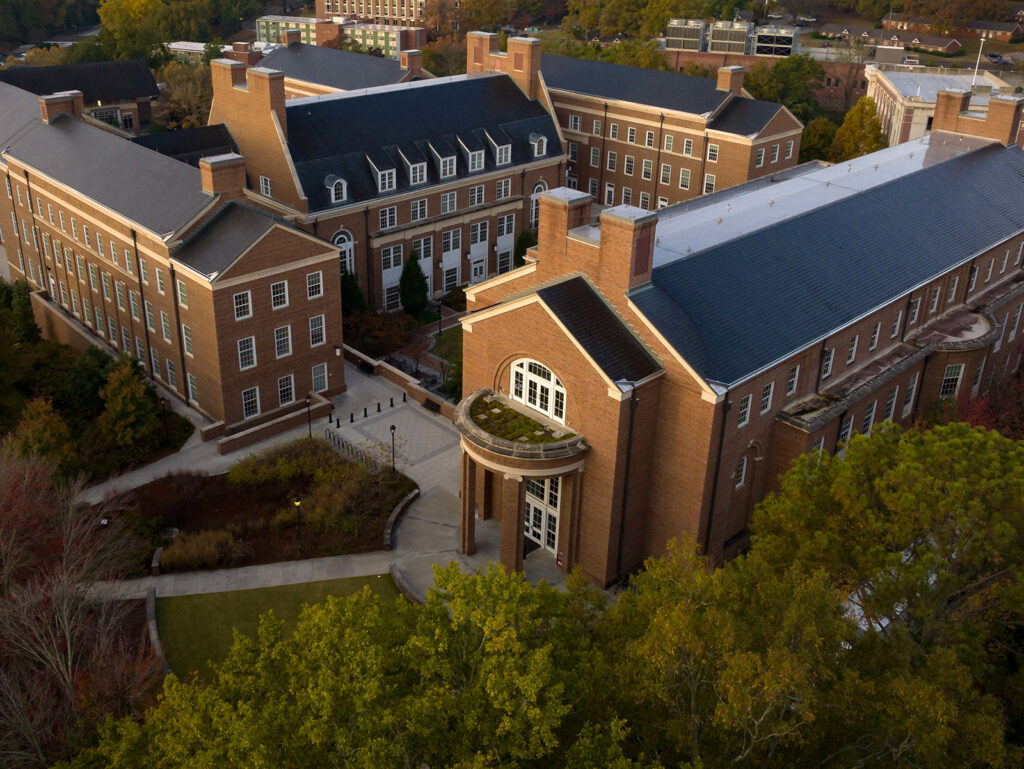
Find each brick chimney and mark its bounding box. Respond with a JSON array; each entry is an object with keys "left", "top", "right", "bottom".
[
  {"left": 982, "top": 95, "right": 1024, "bottom": 146},
  {"left": 932, "top": 88, "right": 972, "bottom": 131},
  {"left": 211, "top": 58, "right": 247, "bottom": 94},
  {"left": 716, "top": 65, "right": 745, "bottom": 93},
  {"left": 400, "top": 49, "right": 422, "bottom": 78},
  {"left": 282, "top": 29, "right": 301, "bottom": 46},
  {"left": 466, "top": 31, "right": 499, "bottom": 73},
  {"left": 199, "top": 153, "right": 247, "bottom": 199},
  {"left": 598, "top": 205, "right": 659, "bottom": 292},
  {"left": 246, "top": 67, "right": 288, "bottom": 140},
  {"left": 39, "top": 90, "right": 84, "bottom": 123},
  {"left": 505, "top": 37, "right": 542, "bottom": 101}
]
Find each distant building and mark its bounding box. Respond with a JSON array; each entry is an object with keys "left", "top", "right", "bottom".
[
  {"left": 752, "top": 25, "right": 797, "bottom": 56},
  {"left": 818, "top": 23, "right": 962, "bottom": 54},
  {"left": 665, "top": 19, "right": 704, "bottom": 52},
  {"left": 0, "top": 59, "right": 159, "bottom": 135},
  {"left": 963, "top": 20, "right": 1023, "bottom": 41},
  {"left": 168, "top": 41, "right": 230, "bottom": 62},
  {"left": 256, "top": 14, "right": 425, "bottom": 58},
  {"left": 317, "top": 0, "right": 435, "bottom": 27},
  {"left": 865, "top": 65, "right": 1014, "bottom": 145},
  {"left": 707, "top": 21, "right": 753, "bottom": 54}
]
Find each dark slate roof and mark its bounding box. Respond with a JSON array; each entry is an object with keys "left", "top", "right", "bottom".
[
  {"left": 541, "top": 53, "right": 729, "bottom": 115},
  {"left": 538, "top": 277, "right": 661, "bottom": 383},
  {"left": 172, "top": 202, "right": 279, "bottom": 279},
  {"left": 629, "top": 142, "right": 1024, "bottom": 386},
  {"left": 966, "top": 19, "right": 1021, "bottom": 30},
  {"left": 0, "top": 82, "right": 212, "bottom": 236},
  {"left": 259, "top": 43, "right": 407, "bottom": 90},
  {"left": 709, "top": 97, "right": 783, "bottom": 135},
  {"left": 0, "top": 59, "right": 158, "bottom": 104},
  {"left": 285, "top": 74, "right": 562, "bottom": 212},
  {"left": 131, "top": 124, "right": 238, "bottom": 167}
]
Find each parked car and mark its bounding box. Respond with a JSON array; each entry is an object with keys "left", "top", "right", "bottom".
[
  {"left": 767, "top": 12, "right": 785, "bottom": 19},
  {"left": 797, "top": 15, "right": 820, "bottom": 22},
  {"left": 986, "top": 52, "right": 1007, "bottom": 64}
]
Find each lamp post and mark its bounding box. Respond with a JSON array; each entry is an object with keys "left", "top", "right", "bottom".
[
  {"left": 390, "top": 424, "right": 396, "bottom": 470},
  {"left": 292, "top": 495, "right": 303, "bottom": 557},
  {"left": 159, "top": 396, "right": 168, "bottom": 443},
  {"left": 305, "top": 394, "right": 312, "bottom": 438}
]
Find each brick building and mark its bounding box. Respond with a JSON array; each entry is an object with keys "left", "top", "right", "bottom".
[
  {"left": 463, "top": 35, "right": 804, "bottom": 210},
  {"left": 453, "top": 96, "right": 1024, "bottom": 587},
  {"left": 207, "top": 39, "right": 564, "bottom": 310},
  {"left": 256, "top": 15, "right": 426, "bottom": 58},
  {"left": 0, "top": 82, "right": 346, "bottom": 450},
  {"left": 317, "top": 0, "right": 432, "bottom": 26}
]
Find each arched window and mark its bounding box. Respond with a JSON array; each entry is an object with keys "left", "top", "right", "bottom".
[
  {"left": 330, "top": 179, "right": 347, "bottom": 204},
  {"left": 530, "top": 181, "right": 547, "bottom": 230},
  {"left": 533, "top": 136, "right": 547, "bottom": 157},
  {"left": 510, "top": 359, "right": 565, "bottom": 423},
  {"left": 331, "top": 229, "right": 354, "bottom": 275}
]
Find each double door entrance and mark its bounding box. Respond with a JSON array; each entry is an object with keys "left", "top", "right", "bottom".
[{"left": 524, "top": 477, "right": 560, "bottom": 554}]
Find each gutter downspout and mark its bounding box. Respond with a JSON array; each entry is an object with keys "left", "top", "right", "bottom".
[
  {"left": 653, "top": 113, "right": 665, "bottom": 206},
  {"left": 614, "top": 384, "right": 639, "bottom": 584}
]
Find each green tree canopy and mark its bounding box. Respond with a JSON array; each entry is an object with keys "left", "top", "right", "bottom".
[
  {"left": 744, "top": 54, "right": 825, "bottom": 124},
  {"left": 399, "top": 248, "right": 429, "bottom": 319},
  {"left": 97, "top": 357, "right": 160, "bottom": 453},
  {"left": 800, "top": 115, "right": 838, "bottom": 162},
  {"left": 340, "top": 271, "right": 368, "bottom": 316},
  {"left": 12, "top": 398, "right": 75, "bottom": 473},
  {"left": 11, "top": 279, "right": 40, "bottom": 344},
  {"left": 829, "top": 96, "right": 887, "bottom": 162}
]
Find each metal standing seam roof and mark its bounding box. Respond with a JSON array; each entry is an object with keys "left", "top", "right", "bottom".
[
  {"left": 259, "top": 43, "right": 408, "bottom": 91},
  {"left": 537, "top": 276, "right": 661, "bottom": 384},
  {"left": 0, "top": 59, "right": 159, "bottom": 103},
  {"left": 0, "top": 82, "right": 213, "bottom": 237},
  {"left": 172, "top": 202, "right": 282, "bottom": 279},
  {"left": 629, "top": 138, "right": 1024, "bottom": 387},
  {"left": 284, "top": 74, "right": 562, "bottom": 212}
]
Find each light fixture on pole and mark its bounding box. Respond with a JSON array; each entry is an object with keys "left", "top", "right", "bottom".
[
  {"left": 390, "top": 424, "right": 396, "bottom": 470},
  {"left": 292, "top": 495, "right": 303, "bottom": 557}
]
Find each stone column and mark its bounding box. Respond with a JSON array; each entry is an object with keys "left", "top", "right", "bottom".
[
  {"left": 560, "top": 469, "right": 584, "bottom": 573},
  {"left": 499, "top": 473, "right": 525, "bottom": 573},
  {"left": 459, "top": 450, "right": 476, "bottom": 556}
]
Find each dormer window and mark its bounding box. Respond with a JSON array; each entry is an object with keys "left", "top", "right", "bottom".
[
  {"left": 496, "top": 144, "right": 511, "bottom": 165},
  {"left": 440, "top": 156, "right": 456, "bottom": 178},
  {"left": 378, "top": 169, "right": 396, "bottom": 193},
  {"left": 468, "top": 150, "right": 484, "bottom": 172},
  {"left": 532, "top": 135, "right": 547, "bottom": 157},
  {"left": 327, "top": 177, "right": 347, "bottom": 204},
  {"left": 410, "top": 162, "right": 426, "bottom": 185}
]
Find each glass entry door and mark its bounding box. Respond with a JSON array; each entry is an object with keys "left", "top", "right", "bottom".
[{"left": 523, "top": 477, "right": 560, "bottom": 554}]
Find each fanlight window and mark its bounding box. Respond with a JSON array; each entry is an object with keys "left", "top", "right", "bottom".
[{"left": 510, "top": 359, "right": 565, "bottom": 423}]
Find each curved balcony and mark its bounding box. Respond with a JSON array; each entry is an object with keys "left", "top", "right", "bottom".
[{"left": 454, "top": 389, "right": 589, "bottom": 470}]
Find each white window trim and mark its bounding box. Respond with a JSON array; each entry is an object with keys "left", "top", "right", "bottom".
[{"left": 271, "top": 280, "right": 289, "bottom": 309}]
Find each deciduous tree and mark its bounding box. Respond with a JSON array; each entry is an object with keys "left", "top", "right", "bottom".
[
  {"left": 829, "top": 95, "right": 887, "bottom": 162},
  {"left": 800, "top": 115, "right": 838, "bottom": 162},
  {"left": 11, "top": 278, "right": 40, "bottom": 344},
  {"left": 745, "top": 54, "right": 825, "bottom": 124},
  {"left": 12, "top": 398, "right": 75, "bottom": 473},
  {"left": 97, "top": 358, "right": 161, "bottom": 454},
  {"left": 153, "top": 60, "right": 212, "bottom": 130}
]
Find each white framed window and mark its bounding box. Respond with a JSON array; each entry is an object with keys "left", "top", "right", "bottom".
[
  {"left": 182, "top": 324, "right": 193, "bottom": 356},
  {"left": 259, "top": 176, "right": 272, "bottom": 196},
  {"left": 177, "top": 279, "right": 188, "bottom": 308},
  {"left": 496, "top": 178, "right": 511, "bottom": 199},
  {"left": 946, "top": 275, "right": 959, "bottom": 304},
  {"left": 660, "top": 163, "right": 671, "bottom": 185},
  {"left": 71, "top": 218, "right": 78, "bottom": 240},
  {"left": 497, "top": 250, "right": 512, "bottom": 273},
  {"left": 770, "top": 144, "right": 780, "bottom": 163},
  {"left": 607, "top": 151, "right": 617, "bottom": 172},
  {"left": 496, "top": 212, "right": 515, "bottom": 238},
  {"left": 126, "top": 288, "right": 137, "bottom": 317},
  {"left": 82, "top": 225, "right": 91, "bottom": 248},
  {"left": 639, "top": 192, "right": 650, "bottom": 210},
  {"left": 908, "top": 297, "right": 921, "bottom": 325},
  {"left": 737, "top": 394, "right": 751, "bottom": 427},
  {"left": 496, "top": 145, "right": 510, "bottom": 165},
  {"left": 379, "top": 206, "right": 397, "bottom": 230},
  {"left": 883, "top": 385, "right": 899, "bottom": 421},
  {"left": 468, "top": 150, "right": 485, "bottom": 171},
  {"left": 868, "top": 322, "right": 880, "bottom": 351},
  {"left": 568, "top": 114, "right": 581, "bottom": 131},
  {"left": 409, "top": 162, "right": 426, "bottom": 185},
  {"left": 274, "top": 325, "right": 292, "bottom": 358},
  {"left": 410, "top": 198, "right": 427, "bottom": 221},
  {"left": 233, "top": 290, "right": 252, "bottom": 320},
  {"left": 469, "top": 221, "right": 488, "bottom": 245},
  {"left": 707, "top": 143, "right": 719, "bottom": 162},
  {"left": 902, "top": 372, "right": 918, "bottom": 417},
  {"left": 278, "top": 374, "right": 294, "bottom": 406},
  {"left": 735, "top": 455, "right": 747, "bottom": 488},
  {"left": 510, "top": 359, "right": 566, "bottom": 423},
  {"left": 645, "top": 130, "right": 655, "bottom": 147},
  {"left": 862, "top": 400, "right": 876, "bottom": 434},
  {"left": 609, "top": 123, "right": 618, "bottom": 139},
  {"left": 307, "top": 271, "right": 323, "bottom": 299},
  {"left": 589, "top": 178, "right": 599, "bottom": 196},
  {"left": 847, "top": 334, "right": 858, "bottom": 364},
  {"left": 440, "top": 191, "right": 457, "bottom": 214},
  {"left": 928, "top": 286, "right": 940, "bottom": 314},
  {"left": 161, "top": 311, "right": 171, "bottom": 342},
  {"left": 101, "top": 272, "right": 111, "bottom": 300},
  {"left": 968, "top": 265, "right": 978, "bottom": 293},
  {"left": 440, "top": 156, "right": 456, "bottom": 178},
  {"left": 985, "top": 258, "right": 994, "bottom": 283},
  {"left": 760, "top": 381, "right": 774, "bottom": 414},
  {"left": 679, "top": 168, "right": 690, "bottom": 189},
  {"left": 384, "top": 284, "right": 401, "bottom": 310},
  {"left": 271, "top": 280, "right": 288, "bottom": 309},
  {"left": 683, "top": 138, "right": 693, "bottom": 156},
  {"left": 330, "top": 179, "right": 347, "bottom": 203},
  {"left": 441, "top": 228, "right": 461, "bottom": 253},
  {"left": 58, "top": 210, "right": 66, "bottom": 231},
  {"left": 641, "top": 159, "right": 653, "bottom": 180},
  {"left": 1009, "top": 304, "right": 1022, "bottom": 341},
  {"left": 624, "top": 155, "right": 634, "bottom": 176},
  {"left": 312, "top": 362, "right": 328, "bottom": 393},
  {"left": 604, "top": 184, "right": 614, "bottom": 206},
  {"left": 1001, "top": 249, "right": 1009, "bottom": 274},
  {"left": 95, "top": 232, "right": 103, "bottom": 253},
  {"left": 144, "top": 300, "right": 155, "bottom": 330},
  {"left": 837, "top": 413, "right": 853, "bottom": 445},
  {"left": 756, "top": 147, "right": 765, "bottom": 167},
  {"left": 627, "top": 126, "right": 636, "bottom": 143},
  {"left": 939, "top": 364, "right": 963, "bottom": 398},
  {"left": 377, "top": 169, "right": 396, "bottom": 192},
  {"left": 443, "top": 266, "right": 459, "bottom": 292},
  {"left": 592, "top": 119, "right": 602, "bottom": 135},
  {"left": 94, "top": 306, "right": 103, "bottom": 329},
  {"left": 657, "top": 196, "right": 669, "bottom": 209},
  {"left": 237, "top": 336, "right": 256, "bottom": 370},
  {"left": 786, "top": 365, "right": 799, "bottom": 396},
  {"left": 890, "top": 309, "right": 902, "bottom": 338},
  {"left": 785, "top": 140, "right": 794, "bottom": 159},
  {"left": 150, "top": 347, "right": 159, "bottom": 376},
  {"left": 972, "top": 357, "right": 986, "bottom": 396},
  {"left": 381, "top": 244, "right": 403, "bottom": 270},
  {"left": 109, "top": 240, "right": 116, "bottom": 262},
  {"left": 664, "top": 134, "right": 674, "bottom": 152},
  {"left": 1018, "top": 242, "right": 1023, "bottom": 265},
  {"left": 242, "top": 386, "right": 260, "bottom": 419},
  {"left": 821, "top": 347, "right": 834, "bottom": 378},
  {"left": 703, "top": 174, "right": 715, "bottom": 194},
  {"left": 468, "top": 185, "right": 484, "bottom": 207},
  {"left": 621, "top": 187, "right": 632, "bottom": 206},
  {"left": 309, "top": 314, "right": 325, "bottom": 346},
  {"left": 107, "top": 317, "right": 116, "bottom": 343},
  {"left": 188, "top": 373, "right": 199, "bottom": 403},
  {"left": 590, "top": 147, "right": 600, "bottom": 167}
]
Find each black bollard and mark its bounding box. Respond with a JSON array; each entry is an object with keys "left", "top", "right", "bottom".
[
  {"left": 350, "top": 412, "right": 354, "bottom": 423},
  {"left": 403, "top": 392, "right": 407, "bottom": 402},
  {"left": 390, "top": 397, "right": 394, "bottom": 407},
  {"left": 377, "top": 402, "right": 381, "bottom": 412},
  {"left": 363, "top": 407, "right": 368, "bottom": 418}
]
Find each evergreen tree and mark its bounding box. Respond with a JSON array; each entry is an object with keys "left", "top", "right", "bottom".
[
  {"left": 97, "top": 358, "right": 160, "bottom": 456},
  {"left": 513, "top": 229, "right": 537, "bottom": 268},
  {"left": 800, "top": 116, "right": 838, "bottom": 163},
  {"left": 829, "top": 97, "right": 887, "bottom": 163},
  {"left": 399, "top": 249, "right": 429, "bottom": 319},
  {"left": 11, "top": 279, "right": 40, "bottom": 344},
  {"left": 340, "top": 272, "right": 368, "bottom": 316}
]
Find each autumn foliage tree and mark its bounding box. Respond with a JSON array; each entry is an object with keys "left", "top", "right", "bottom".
[
  {"left": 97, "top": 358, "right": 161, "bottom": 458},
  {"left": 829, "top": 96, "right": 888, "bottom": 162}
]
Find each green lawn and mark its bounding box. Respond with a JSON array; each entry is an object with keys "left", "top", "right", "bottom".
[
  {"left": 157, "top": 575, "right": 401, "bottom": 680},
  {"left": 431, "top": 326, "right": 462, "bottom": 366}
]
